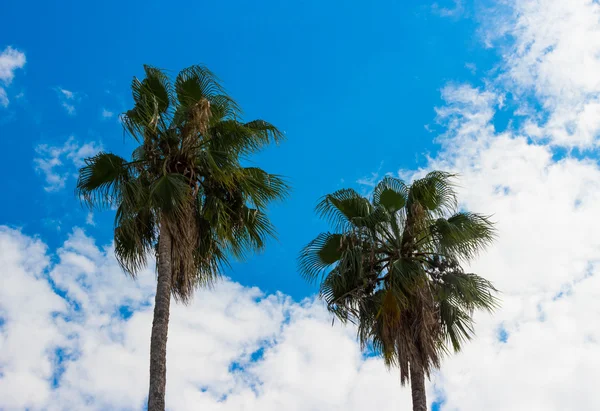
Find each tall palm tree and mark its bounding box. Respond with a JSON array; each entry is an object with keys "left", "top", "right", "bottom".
[
  {"left": 299, "top": 172, "right": 498, "bottom": 411},
  {"left": 77, "top": 65, "right": 288, "bottom": 411}
]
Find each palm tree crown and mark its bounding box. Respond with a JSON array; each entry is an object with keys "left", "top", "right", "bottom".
[
  {"left": 299, "top": 172, "right": 498, "bottom": 384},
  {"left": 77, "top": 65, "right": 289, "bottom": 302}
]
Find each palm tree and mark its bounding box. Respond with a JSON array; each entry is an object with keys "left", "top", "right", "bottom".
[
  {"left": 299, "top": 172, "right": 498, "bottom": 411},
  {"left": 77, "top": 65, "right": 288, "bottom": 411}
]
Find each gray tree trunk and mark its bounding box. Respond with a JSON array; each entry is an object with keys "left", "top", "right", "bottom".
[
  {"left": 410, "top": 364, "right": 427, "bottom": 411},
  {"left": 147, "top": 228, "right": 172, "bottom": 411}
]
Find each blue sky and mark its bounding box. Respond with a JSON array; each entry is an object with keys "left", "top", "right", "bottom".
[
  {"left": 3, "top": 0, "right": 600, "bottom": 410},
  {"left": 1, "top": 0, "right": 497, "bottom": 299}
]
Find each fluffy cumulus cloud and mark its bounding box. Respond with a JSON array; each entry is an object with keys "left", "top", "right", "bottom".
[
  {"left": 0, "top": 46, "right": 26, "bottom": 107},
  {"left": 34, "top": 137, "right": 102, "bottom": 191},
  {"left": 417, "top": 82, "right": 600, "bottom": 410},
  {"left": 0, "top": 227, "right": 414, "bottom": 410},
  {"left": 390, "top": 1, "right": 600, "bottom": 408},
  {"left": 482, "top": 0, "right": 600, "bottom": 147}
]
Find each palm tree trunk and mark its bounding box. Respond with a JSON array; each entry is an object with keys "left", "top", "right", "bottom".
[
  {"left": 409, "top": 364, "right": 427, "bottom": 411},
  {"left": 147, "top": 228, "right": 172, "bottom": 411}
]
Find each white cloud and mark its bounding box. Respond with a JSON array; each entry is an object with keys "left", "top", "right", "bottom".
[
  {"left": 0, "top": 88, "right": 8, "bottom": 107},
  {"left": 432, "top": 0, "right": 464, "bottom": 18},
  {"left": 0, "top": 227, "right": 416, "bottom": 410},
  {"left": 464, "top": 62, "right": 476, "bottom": 75},
  {"left": 62, "top": 103, "right": 75, "bottom": 115},
  {"left": 101, "top": 109, "right": 114, "bottom": 119},
  {"left": 56, "top": 88, "right": 79, "bottom": 116},
  {"left": 356, "top": 172, "right": 380, "bottom": 188},
  {"left": 0, "top": 46, "right": 26, "bottom": 108},
  {"left": 409, "top": 81, "right": 600, "bottom": 411},
  {"left": 0, "top": 228, "right": 67, "bottom": 409},
  {"left": 395, "top": 72, "right": 600, "bottom": 410},
  {"left": 59, "top": 89, "right": 74, "bottom": 100},
  {"left": 356, "top": 161, "right": 385, "bottom": 191},
  {"left": 7, "top": 2, "right": 600, "bottom": 411},
  {"left": 482, "top": 0, "right": 600, "bottom": 147},
  {"left": 34, "top": 137, "right": 102, "bottom": 192},
  {"left": 377, "top": 2, "right": 600, "bottom": 408},
  {"left": 85, "top": 212, "right": 95, "bottom": 226}
]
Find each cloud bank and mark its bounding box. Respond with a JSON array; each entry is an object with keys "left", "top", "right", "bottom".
[{"left": 0, "top": 227, "right": 414, "bottom": 410}]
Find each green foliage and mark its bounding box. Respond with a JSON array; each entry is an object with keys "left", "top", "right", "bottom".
[
  {"left": 373, "top": 176, "right": 407, "bottom": 213},
  {"left": 76, "top": 64, "right": 289, "bottom": 302},
  {"left": 77, "top": 152, "right": 132, "bottom": 209},
  {"left": 299, "top": 171, "right": 499, "bottom": 384},
  {"left": 431, "top": 212, "right": 496, "bottom": 261},
  {"left": 298, "top": 232, "right": 345, "bottom": 282},
  {"left": 407, "top": 171, "right": 457, "bottom": 215},
  {"left": 150, "top": 174, "right": 191, "bottom": 217},
  {"left": 175, "top": 65, "right": 225, "bottom": 109},
  {"left": 316, "top": 189, "right": 372, "bottom": 230}
]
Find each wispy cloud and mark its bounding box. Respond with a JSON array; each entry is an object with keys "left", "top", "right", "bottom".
[
  {"left": 483, "top": 0, "right": 600, "bottom": 147},
  {"left": 34, "top": 137, "right": 102, "bottom": 191},
  {"left": 356, "top": 161, "right": 385, "bottom": 191},
  {"left": 356, "top": 172, "right": 380, "bottom": 188},
  {"left": 465, "top": 62, "right": 477, "bottom": 74},
  {"left": 0, "top": 89, "right": 8, "bottom": 108},
  {"left": 0, "top": 46, "right": 26, "bottom": 107},
  {"left": 60, "top": 89, "right": 74, "bottom": 99},
  {"left": 85, "top": 212, "right": 95, "bottom": 226},
  {"left": 101, "top": 108, "right": 114, "bottom": 119},
  {"left": 55, "top": 88, "right": 79, "bottom": 115},
  {"left": 431, "top": 0, "right": 464, "bottom": 18}
]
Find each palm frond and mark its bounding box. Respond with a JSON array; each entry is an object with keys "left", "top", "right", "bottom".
[
  {"left": 388, "top": 258, "right": 425, "bottom": 305},
  {"left": 114, "top": 205, "right": 156, "bottom": 277},
  {"left": 373, "top": 176, "right": 408, "bottom": 213},
  {"left": 141, "top": 65, "right": 174, "bottom": 114},
  {"left": 298, "top": 232, "right": 345, "bottom": 282},
  {"left": 76, "top": 152, "right": 132, "bottom": 209},
  {"left": 320, "top": 266, "right": 367, "bottom": 322},
  {"left": 150, "top": 174, "right": 191, "bottom": 219},
  {"left": 243, "top": 119, "right": 285, "bottom": 145},
  {"left": 436, "top": 271, "right": 499, "bottom": 313},
  {"left": 431, "top": 212, "right": 496, "bottom": 261},
  {"left": 438, "top": 299, "right": 475, "bottom": 352},
  {"left": 224, "top": 207, "right": 275, "bottom": 261},
  {"left": 315, "top": 189, "right": 372, "bottom": 230},
  {"left": 125, "top": 68, "right": 174, "bottom": 141},
  {"left": 207, "top": 119, "right": 284, "bottom": 158},
  {"left": 236, "top": 167, "right": 289, "bottom": 209},
  {"left": 174, "top": 65, "right": 227, "bottom": 109},
  {"left": 209, "top": 94, "right": 241, "bottom": 122},
  {"left": 408, "top": 171, "right": 457, "bottom": 216},
  {"left": 193, "top": 216, "right": 230, "bottom": 286}
]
